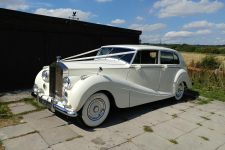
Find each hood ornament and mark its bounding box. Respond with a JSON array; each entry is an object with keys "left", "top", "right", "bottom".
[{"left": 56, "top": 56, "right": 61, "bottom": 62}]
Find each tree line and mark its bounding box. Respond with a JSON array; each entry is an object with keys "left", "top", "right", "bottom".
[{"left": 143, "top": 43, "right": 225, "bottom": 54}]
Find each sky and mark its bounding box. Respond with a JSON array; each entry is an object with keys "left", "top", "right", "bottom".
[{"left": 1, "top": 0, "right": 225, "bottom": 45}]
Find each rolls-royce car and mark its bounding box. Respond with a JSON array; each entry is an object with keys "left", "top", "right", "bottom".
[{"left": 32, "top": 45, "right": 192, "bottom": 127}]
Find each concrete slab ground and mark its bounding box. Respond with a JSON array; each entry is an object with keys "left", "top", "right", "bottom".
[
  {"left": 3, "top": 133, "right": 48, "bottom": 150},
  {"left": 39, "top": 125, "right": 79, "bottom": 145},
  {"left": 27, "top": 116, "right": 68, "bottom": 131},
  {"left": 1, "top": 99, "right": 225, "bottom": 150},
  {"left": 0, "top": 90, "right": 32, "bottom": 103},
  {"left": 8, "top": 102, "right": 36, "bottom": 115},
  {"left": 0, "top": 123, "right": 35, "bottom": 140}
]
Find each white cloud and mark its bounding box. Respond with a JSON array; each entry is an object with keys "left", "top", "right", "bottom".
[
  {"left": 164, "top": 31, "right": 194, "bottom": 39},
  {"left": 152, "top": 0, "right": 224, "bottom": 18},
  {"left": 136, "top": 16, "right": 144, "bottom": 21},
  {"left": 0, "top": 0, "right": 29, "bottom": 10},
  {"left": 163, "top": 29, "right": 211, "bottom": 40},
  {"left": 141, "top": 34, "right": 162, "bottom": 43},
  {"left": 111, "top": 19, "right": 126, "bottom": 25},
  {"left": 196, "top": 29, "right": 212, "bottom": 35},
  {"left": 96, "top": 0, "right": 112, "bottom": 3},
  {"left": 223, "top": 31, "right": 225, "bottom": 34},
  {"left": 183, "top": 20, "right": 214, "bottom": 29},
  {"left": 215, "top": 23, "right": 225, "bottom": 29},
  {"left": 183, "top": 20, "right": 225, "bottom": 29},
  {"left": 129, "top": 23, "right": 166, "bottom": 32},
  {"left": 34, "top": 8, "right": 93, "bottom": 21},
  {"left": 130, "top": 23, "right": 167, "bottom": 44}
]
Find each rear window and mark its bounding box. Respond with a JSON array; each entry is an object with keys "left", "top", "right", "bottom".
[{"left": 160, "top": 51, "right": 180, "bottom": 64}]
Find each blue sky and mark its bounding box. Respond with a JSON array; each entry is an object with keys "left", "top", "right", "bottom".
[{"left": 1, "top": 0, "right": 225, "bottom": 45}]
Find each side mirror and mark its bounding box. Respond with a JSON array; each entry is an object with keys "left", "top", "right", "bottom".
[{"left": 134, "top": 65, "right": 142, "bottom": 71}]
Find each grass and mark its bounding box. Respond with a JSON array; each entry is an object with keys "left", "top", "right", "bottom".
[
  {"left": 0, "top": 104, "right": 23, "bottom": 128},
  {"left": 187, "top": 54, "right": 225, "bottom": 102},
  {"left": 0, "top": 104, "right": 12, "bottom": 119},
  {"left": 0, "top": 117, "right": 23, "bottom": 128},
  {"left": 192, "top": 87, "right": 225, "bottom": 102},
  {"left": 22, "top": 98, "right": 46, "bottom": 110},
  {"left": 65, "top": 135, "right": 83, "bottom": 141},
  {"left": 0, "top": 140, "right": 4, "bottom": 150},
  {"left": 200, "top": 116, "right": 210, "bottom": 120},
  {"left": 172, "top": 114, "right": 178, "bottom": 118},
  {"left": 181, "top": 52, "right": 225, "bottom": 66},
  {"left": 168, "top": 139, "right": 178, "bottom": 144},
  {"left": 0, "top": 97, "right": 45, "bottom": 128},
  {"left": 199, "top": 136, "right": 209, "bottom": 141},
  {"left": 196, "top": 123, "right": 202, "bottom": 126},
  {"left": 143, "top": 125, "right": 153, "bottom": 133},
  {"left": 195, "top": 98, "right": 213, "bottom": 105}
]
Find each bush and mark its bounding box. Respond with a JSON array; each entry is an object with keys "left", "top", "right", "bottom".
[{"left": 199, "top": 56, "right": 221, "bottom": 69}]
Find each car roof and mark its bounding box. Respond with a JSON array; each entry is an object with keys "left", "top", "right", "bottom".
[{"left": 101, "top": 44, "right": 176, "bottom": 52}]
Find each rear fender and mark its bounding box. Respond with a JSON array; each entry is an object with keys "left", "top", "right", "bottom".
[{"left": 173, "top": 69, "right": 192, "bottom": 94}]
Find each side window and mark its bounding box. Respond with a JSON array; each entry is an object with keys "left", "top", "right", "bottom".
[
  {"left": 133, "top": 50, "right": 158, "bottom": 64},
  {"left": 173, "top": 53, "right": 180, "bottom": 64},
  {"left": 160, "top": 51, "right": 180, "bottom": 64}
]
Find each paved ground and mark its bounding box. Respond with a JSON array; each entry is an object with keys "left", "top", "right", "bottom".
[
  {"left": 1, "top": 96, "right": 225, "bottom": 150},
  {"left": 0, "top": 90, "right": 32, "bottom": 103}
]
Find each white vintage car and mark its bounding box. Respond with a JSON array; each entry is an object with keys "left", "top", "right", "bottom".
[{"left": 32, "top": 45, "right": 192, "bottom": 127}]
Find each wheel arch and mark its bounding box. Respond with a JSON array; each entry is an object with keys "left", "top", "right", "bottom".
[
  {"left": 174, "top": 69, "right": 192, "bottom": 89},
  {"left": 95, "top": 90, "right": 117, "bottom": 108}
]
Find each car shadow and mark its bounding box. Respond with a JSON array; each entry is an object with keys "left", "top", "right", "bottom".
[{"left": 55, "top": 89, "right": 199, "bottom": 131}]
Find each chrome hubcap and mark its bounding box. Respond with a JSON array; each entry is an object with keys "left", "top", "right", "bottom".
[
  {"left": 87, "top": 98, "right": 106, "bottom": 121},
  {"left": 176, "top": 83, "right": 184, "bottom": 98}
]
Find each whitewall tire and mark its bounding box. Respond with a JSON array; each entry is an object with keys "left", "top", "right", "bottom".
[
  {"left": 81, "top": 93, "right": 110, "bottom": 127},
  {"left": 175, "top": 82, "right": 185, "bottom": 101}
]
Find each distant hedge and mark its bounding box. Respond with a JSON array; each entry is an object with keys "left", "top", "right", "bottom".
[{"left": 143, "top": 43, "right": 225, "bottom": 54}]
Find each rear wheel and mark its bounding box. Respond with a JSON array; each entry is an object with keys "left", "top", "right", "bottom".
[
  {"left": 174, "top": 82, "right": 185, "bottom": 100},
  {"left": 81, "top": 93, "right": 110, "bottom": 127}
]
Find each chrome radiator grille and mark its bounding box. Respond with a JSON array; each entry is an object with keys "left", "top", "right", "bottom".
[{"left": 50, "top": 62, "right": 63, "bottom": 98}]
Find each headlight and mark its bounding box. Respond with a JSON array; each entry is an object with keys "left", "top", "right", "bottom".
[
  {"left": 33, "top": 84, "right": 38, "bottom": 94},
  {"left": 42, "top": 70, "right": 49, "bottom": 82},
  {"left": 63, "top": 77, "right": 72, "bottom": 90}
]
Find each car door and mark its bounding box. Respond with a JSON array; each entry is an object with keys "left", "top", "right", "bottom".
[
  {"left": 159, "top": 50, "right": 180, "bottom": 94},
  {"left": 127, "top": 50, "right": 161, "bottom": 107}
]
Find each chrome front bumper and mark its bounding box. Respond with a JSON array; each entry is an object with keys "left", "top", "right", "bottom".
[{"left": 31, "top": 92, "right": 77, "bottom": 117}]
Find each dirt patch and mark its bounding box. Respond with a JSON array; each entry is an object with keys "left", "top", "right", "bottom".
[
  {"left": 0, "top": 145, "right": 5, "bottom": 150},
  {"left": 91, "top": 137, "right": 106, "bottom": 145},
  {"left": 0, "top": 117, "right": 23, "bottom": 128}
]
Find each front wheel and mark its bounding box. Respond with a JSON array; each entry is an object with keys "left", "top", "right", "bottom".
[
  {"left": 174, "top": 82, "right": 185, "bottom": 101},
  {"left": 81, "top": 93, "right": 110, "bottom": 127}
]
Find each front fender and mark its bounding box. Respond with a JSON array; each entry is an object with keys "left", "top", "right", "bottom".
[
  {"left": 34, "top": 68, "right": 50, "bottom": 96},
  {"left": 67, "top": 75, "right": 130, "bottom": 112}
]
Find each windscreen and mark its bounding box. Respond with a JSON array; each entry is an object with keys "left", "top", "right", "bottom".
[{"left": 97, "top": 47, "right": 134, "bottom": 63}]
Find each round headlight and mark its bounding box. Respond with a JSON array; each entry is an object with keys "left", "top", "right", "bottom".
[
  {"left": 42, "top": 70, "right": 49, "bottom": 82},
  {"left": 63, "top": 77, "right": 72, "bottom": 90},
  {"left": 33, "top": 84, "right": 38, "bottom": 94}
]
